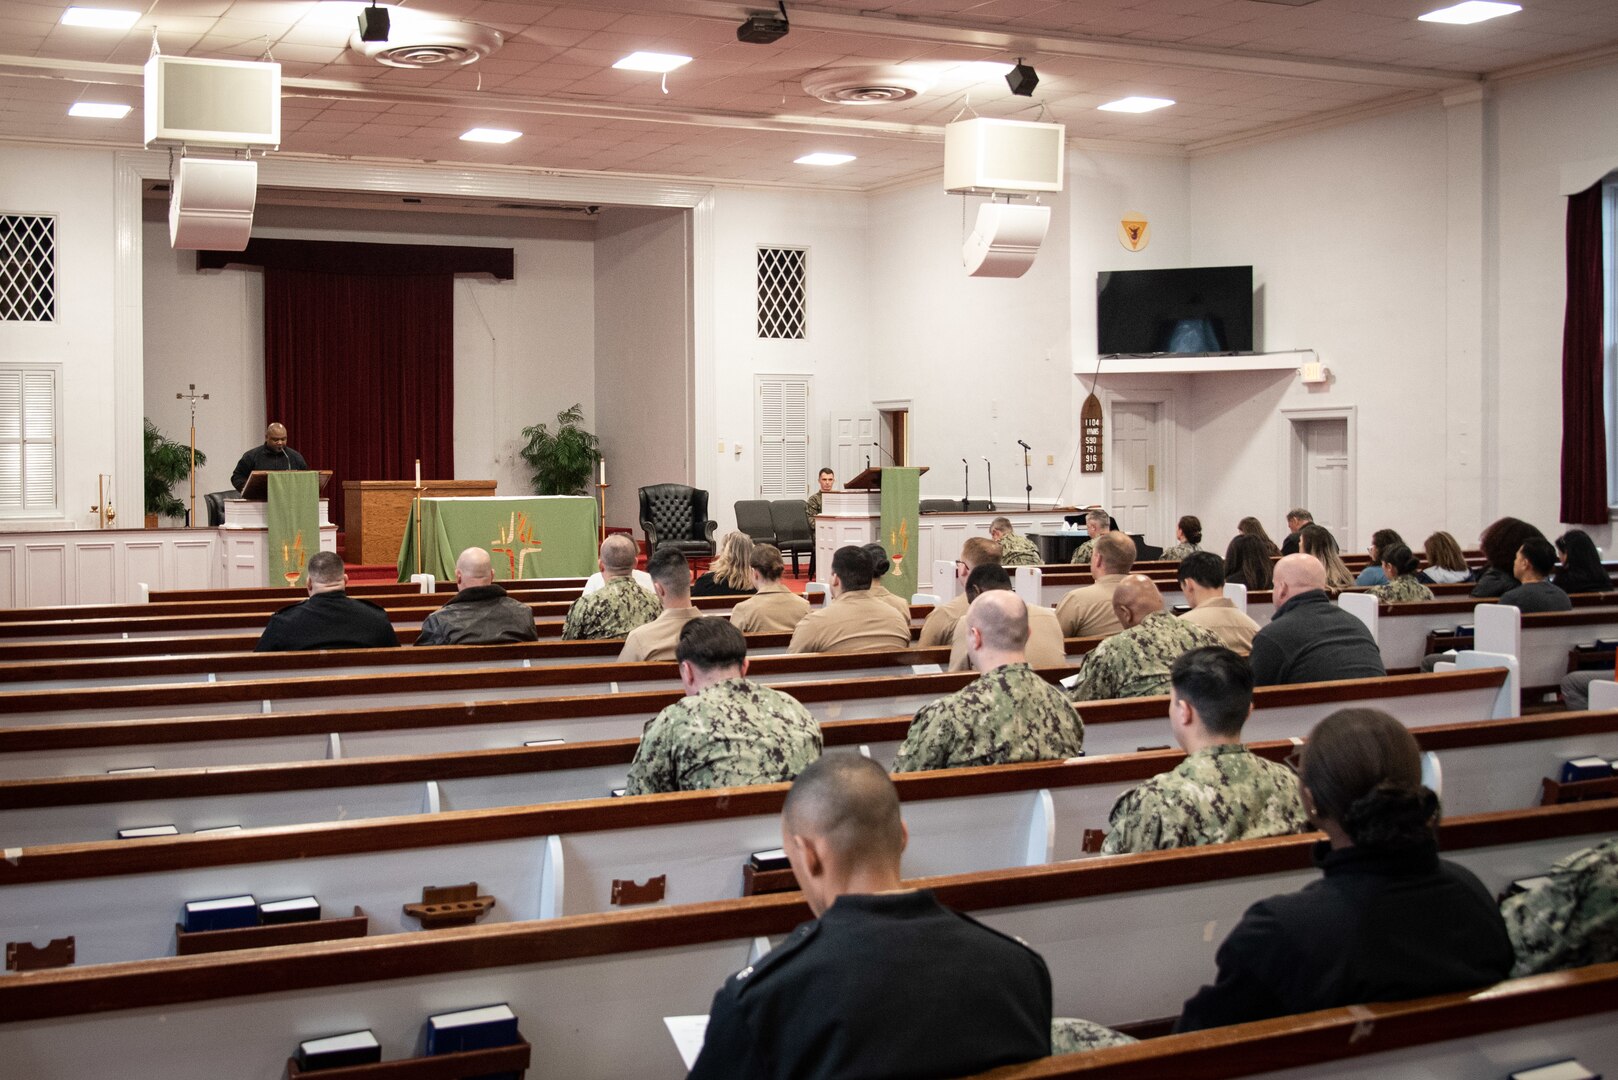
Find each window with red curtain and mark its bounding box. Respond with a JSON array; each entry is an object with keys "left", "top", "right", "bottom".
[{"left": 1561, "top": 182, "right": 1607, "bottom": 525}]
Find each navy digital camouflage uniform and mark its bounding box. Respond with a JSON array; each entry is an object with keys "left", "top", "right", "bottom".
[
  {"left": 1068, "top": 612, "right": 1222, "bottom": 702},
  {"left": 561, "top": 574, "right": 660, "bottom": 640},
  {"left": 624, "top": 676, "right": 821, "bottom": 795},
  {"left": 893, "top": 662, "right": 1083, "bottom": 772},
  {"left": 997, "top": 533, "right": 1041, "bottom": 567},
  {"left": 1501, "top": 837, "right": 1618, "bottom": 977},
  {"left": 804, "top": 490, "right": 823, "bottom": 528},
  {"left": 1101, "top": 744, "right": 1309, "bottom": 854},
  {"left": 1068, "top": 539, "right": 1096, "bottom": 565},
  {"left": 1369, "top": 576, "right": 1435, "bottom": 603},
  {"left": 1050, "top": 1019, "right": 1138, "bottom": 1054},
  {"left": 1158, "top": 541, "right": 1200, "bottom": 562}
]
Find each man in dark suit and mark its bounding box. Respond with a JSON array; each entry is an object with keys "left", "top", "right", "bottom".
[
  {"left": 231, "top": 422, "right": 309, "bottom": 491},
  {"left": 255, "top": 551, "right": 398, "bottom": 652}
]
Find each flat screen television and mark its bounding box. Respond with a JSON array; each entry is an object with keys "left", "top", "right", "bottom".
[{"left": 1096, "top": 265, "right": 1254, "bottom": 356}]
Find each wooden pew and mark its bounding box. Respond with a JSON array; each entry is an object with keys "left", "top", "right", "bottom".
[
  {"left": 0, "top": 801, "right": 1609, "bottom": 1079},
  {"left": 1476, "top": 602, "right": 1618, "bottom": 699},
  {"left": 145, "top": 577, "right": 586, "bottom": 602}
]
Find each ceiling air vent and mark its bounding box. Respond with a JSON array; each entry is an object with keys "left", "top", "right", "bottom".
[
  {"left": 349, "top": 21, "right": 502, "bottom": 68},
  {"left": 802, "top": 66, "right": 931, "bottom": 105}
]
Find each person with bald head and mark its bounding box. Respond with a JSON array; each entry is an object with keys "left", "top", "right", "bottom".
[
  {"left": 1249, "top": 553, "right": 1386, "bottom": 687},
  {"left": 1067, "top": 574, "right": 1222, "bottom": 702},
  {"left": 687, "top": 755, "right": 1053, "bottom": 1079},
  {"left": 562, "top": 534, "right": 660, "bottom": 640},
  {"left": 895, "top": 589, "right": 1084, "bottom": 772},
  {"left": 231, "top": 423, "right": 309, "bottom": 491},
  {"left": 414, "top": 546, "right": 538, "bottom": 646}
]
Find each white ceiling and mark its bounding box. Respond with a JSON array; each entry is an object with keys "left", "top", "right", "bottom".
[{"left": 1, "top": 0, "right": 1615, "bottom": 189}]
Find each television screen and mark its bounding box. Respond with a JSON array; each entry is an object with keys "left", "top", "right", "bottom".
[{"left": 1096, "top": 266, "right": 1254, "bottom": 356}]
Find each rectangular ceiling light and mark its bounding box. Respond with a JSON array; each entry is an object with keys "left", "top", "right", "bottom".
[
  {"left": 460, "top": 127, "right": 521, "bottom": 143},
  {"left": 795, "top": 152, "right": 855, "bottom": 166},
  {"left": 613, "top": 51, "right": 692, "bottom": 73},
  {"left": 60, "top": 6, "right": 141, "bottom": 28},
  {"left": 1418, "top": 1, "right": 1521, "bottom": 24},
  {"left": 1098, "top": 97, "right": 1175, "bottom": 113},
  {"left": 69, "top": 102, "right": 133, "bottom": 118}
]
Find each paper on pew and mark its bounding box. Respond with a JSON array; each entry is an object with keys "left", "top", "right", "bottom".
[
  {"left": 664, "top": 1015, "right": 709, "bottom": 1069},
  {"left": 910, "top": 663, "right": 942, "bottom": 675}
]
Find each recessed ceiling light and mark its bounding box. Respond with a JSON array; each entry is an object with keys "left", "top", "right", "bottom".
[
  {"left": 1098, "top": 97, "right": 1175, "bottom": 113},
  {"left": 795, "top": 152, "right": 855, "bottom": 166},
  {"left": 613, "top": 51, "right": 692, "bottom": 73},
  {"left": 460, "top": 127, "right": 521, "bottom": 143},
  {"left": 60, "top": 6, "right": 140, "bottom": 29},
  {"left": 68, "top": 102, "right": 132, "bottom": 119},
  {"left": 1418, "top": 1, "right": 1521, "bottom": 24}
]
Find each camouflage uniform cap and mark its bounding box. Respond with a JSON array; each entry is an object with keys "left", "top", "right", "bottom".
[
  {"left": 1100, "top": 744, "right": 1309, "bottom": 855},
  {"left": 1368, "top": 576, "right": 1434, "bottom": 603},
  {"left": 1068, "top": 612, "right": 1223, "bottom": 703},
  {"left": 624, "top": 677, "right": 822, "bottom": 795},
  {"left": 562, "top": 575, "right": 661, "bottom": 640},
  {"left": 1501, "top": 836, "right": 1618, "bottom": 977},
  {"left": 894, "top": 662, "right": 1083, "bottom": 773}
]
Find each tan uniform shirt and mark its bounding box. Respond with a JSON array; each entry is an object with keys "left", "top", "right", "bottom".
[
  {"left": 788, "top": 589, "right": 912, "bottom": 654},
  {"left": 1180, "top": 597, "right": 1261, "bottom": 657},
  {"left": 918, "top": 593, "right": 970, "bottom": 647},
  {"left": 869, "top": 582, "right": 913, "bottom": 618},
  {"left": 618, "top": 605, "right": 703, "bottom": 662},
  {"left": 728, "top": 584, "right": 811, "bottom": 634},
  {"left": 948, "top": 604, "right": 1068, "bottom": 671},
  {"left": 1055, "top": 574, "right": 1125, "bottom": 638}
]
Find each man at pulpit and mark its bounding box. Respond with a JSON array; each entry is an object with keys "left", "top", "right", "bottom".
[{"left": 231, "top": 423, "right": 309, "bottom": 491}]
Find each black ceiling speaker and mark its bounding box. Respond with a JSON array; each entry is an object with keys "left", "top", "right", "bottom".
[
  {"left": 357, "top": 3, "right": 390, "bottom": 43},
  {"left": 738, "top": 1, "right": 790, "bottom": 44},
  {"left": 1006, "top": 59, "right": 1039, "bottom": 97}
]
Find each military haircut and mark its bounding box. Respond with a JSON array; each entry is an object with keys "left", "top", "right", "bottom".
[
  {"left": 964, "top": 562, "right": 1013, "bottom": 601},
  {"left": 1177, "top": 551, "right": 1225, "bottom": 590},
  {"left": 1094, "top": 531, "right": 1136, "bottom": 572},
  {"left": 968, "top": 589, "right": 1030, "bottom": 652},
  {"left": 960, "top": 535, "right": 1002, "bottom": 569},
  {"left": 783, "top": 753, "right": 904, "bottom": 867},
  {"left": 831, "top": 545, "right": 875, "bottom": 591},
  {"left": 676, "top": 616, "right": 747, "bottom": 672},
  {"left": 817, "top": 466, "right": 834, "bottom": 479},
  {"left": 1170, "top": 646, "right": 1253, "bottom": 737},
  {"left": 750, "top": 543, "right": 786, "bottom": 581},
  {"left": 305, "top": 550, "right": 345, "bottom": 586},
  {"left": 1085, "top": 509, "right": 1110, "bottom": 530},
  {"left": 600, "top": 533, "right": 638, "bottom": 572},
  {"left": 862, "top": 543, "right": 892, "bottom": 578},
  {"left": 647, "top": 546, "right": 692, "bottom": 593},
  {"left": 1520, "top": 536, "right": 1558, "bottom": 577},
  {"left": 990, "top": 516, "right": 1013, "bottom": 534}
]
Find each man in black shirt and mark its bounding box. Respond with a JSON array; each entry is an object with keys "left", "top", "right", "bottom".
[
  {"left": 1499, "top": 537, "right": 1573, "bottom": 613},
  {"left": 231, "top": 423, "right": 309, "bottom": 491},
  {"left": 687, "top": 755, "right": 1052, "bottom": 1079},
  {"left": 1249, "top": 554, "right": 1386, "bottom": 686},
  {"left": 255, "top": 551, "right": 398, "bottom": 652}
]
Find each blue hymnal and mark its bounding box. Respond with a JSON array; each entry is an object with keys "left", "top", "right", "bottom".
[
  {"left": 182, "top": 894, "right": 259, "bottom": 933},
  {"left": 750, "top": 848, "right": 791, "bottom": 872},
  {"left": 259, "top": 896, "right": 320, "bottom": 925},
  {"left": 1561, "top": 757, "right": 1614, "bottom": 783},
  {"left": 296, "top": 1030, "right": 381, "bottom": 1071},
  {"left": 425, "top": 1004, "right": 519, "bottom": 1056},
  {"left": 1454, "top": 624, "right": 1475, "bottom": 637}
]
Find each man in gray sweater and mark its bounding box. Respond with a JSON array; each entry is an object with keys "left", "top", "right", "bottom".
[{"left": 1249, "top": 555, "right": 1386, "bottom": 687}]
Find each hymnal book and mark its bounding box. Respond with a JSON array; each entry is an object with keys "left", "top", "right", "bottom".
[
  {"left": 1599, "top": 638, "right": 1618, "bottom": 650},
  {"left": 1454, "top": 624, "right": 1474, "bottom": 636},
  {"left": 259, "top": 896, "right": 320, "bottom": 924},
  {"left": 1511, "top": 1062, "right": 1600, "bottom": 1080},
  {"left": 1560, "top": 757, "right": 1613, "bottom": 783},
  {"left": 296, "top": 1030, "right": 381, "bottom": 1071},
  {"left": 183, "top": 894, "right": 259, "bottom": 933},
  {"left": 610, "top": 788, "right": 627, "bottom": 798},
  {"left": 117, "top": 824, "right": 179, "bottom": 839},
  {"left": 425, "top": 1003, "right": 519, "bottom": 1055},
  {"left": 524, "top": 739, "right": 565, "bottom": 747},
  {"left": 750, "top": 848, "right": 790, "bottom": 872},
  {"left": 910, "top": 663, "right": 943, "bottom": 675},
  {"left": 106, "top": 765, "right": 157, "bottom": 774},
  {"left": 195, "top": 824, "right": 243, "bottom": 836}
]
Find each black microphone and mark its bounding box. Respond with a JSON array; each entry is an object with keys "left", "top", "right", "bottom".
[
  {"left": 961, "top": 458, "right": 970, "bottom": 512},
  {"left": 865, "top": 454, "right": 871, "bottom": 470},
  {"left": 1017, "top": 439, "right": 1031, "bottom": 450}
]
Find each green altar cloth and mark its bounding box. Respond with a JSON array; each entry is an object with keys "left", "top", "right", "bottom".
[
  {"left": 396, "top": 496, "right": 598, "bottom": 582},
  {"left": 267, "top": 471, "right": 320, "bottom": 588},
  {"left": 879, "top": 467, "right": 922, "bottom": 602}
]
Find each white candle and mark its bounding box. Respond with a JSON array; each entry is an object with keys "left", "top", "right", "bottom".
[
  {"left": 599, "top": 458, "right": 606, "bottom": 486},
  {"left": 415, "top": 460, "right": 421, "bottom": 486}
]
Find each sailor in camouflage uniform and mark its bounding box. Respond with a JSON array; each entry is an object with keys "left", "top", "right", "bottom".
[
  {"left": 1069, "top": 575, "right": 1222, "bottom": 702},
  {"left": 625, "top": 617, "right": 820, "bottom": 795},
  {"left": 1102, "top": 646, "right": 1308, "bottom": 854},
  {"left": 1367, "top": 542, "right": 1434, "bottom": 603},
  {"left": 895, "top": 590, "right": 1083, "bottom": 772},
  {"left": 991, "top": 517, "right": 1042, "bottom": 567},
  {"left": 562, "top": 534, "right": 660, "bottom": 640},
  {"left": 804, "top": 467, "right": 834, "bottom": 529},
  {"left": 1068, "top": 510, "right": 1111, "bottom": 565},
  {"left": 1157, "top": 515, "right": 1204, "bottom": 563},
  {"left": 1501, "top": 837, "right": 1618, "bottom": 977}
]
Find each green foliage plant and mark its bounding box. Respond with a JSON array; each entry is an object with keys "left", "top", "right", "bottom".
[
  {"left": 144, "top": 418, "right": 207, "bottom": 519},
  {"left": 519, "top": 404, "right": 601, "bottom": 496}
]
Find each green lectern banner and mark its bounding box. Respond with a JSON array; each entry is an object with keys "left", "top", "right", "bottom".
[
  {"left": 397, "top": 496, "right": 599, "bottom": 582},
  {"left": 266, "top": 471, "right": 320, "bottom": 588},
  {"left": 879, "top": 467, "right": 922, "bottom": 602}
]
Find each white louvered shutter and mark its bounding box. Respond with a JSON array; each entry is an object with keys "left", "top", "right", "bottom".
[
  {"left": 0, "top": 367, "right": 59, "bottom": 513},
  {"left": 755, "top": 375, "right": 812, "bottom": 498}
]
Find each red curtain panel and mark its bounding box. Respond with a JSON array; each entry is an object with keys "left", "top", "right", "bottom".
[{"left": 1560, "top": 181, "right": 1607, "bottom": 525}]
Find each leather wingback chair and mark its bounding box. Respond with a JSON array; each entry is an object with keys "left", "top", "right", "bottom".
[
  {"left": 639, "top": 484, "right": 717, "bottom": 557},
  {"left": 204, "top": 490, "right": 235, "bottom": 527}
]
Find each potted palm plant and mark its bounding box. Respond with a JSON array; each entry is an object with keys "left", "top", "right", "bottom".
[
  {"left": 144, "top": 418, "right": 206, "bottom": 527},
  {"left": 519, "top": 404, "right": 600, "bottom": 495}
]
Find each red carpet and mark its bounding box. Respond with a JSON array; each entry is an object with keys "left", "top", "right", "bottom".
[{"left": 345, "top": 563, "right": 401, "bottom": 584}]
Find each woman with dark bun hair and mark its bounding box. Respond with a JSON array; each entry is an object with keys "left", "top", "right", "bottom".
[
  {"left": 1472, "top": 516, "right": 1545, "bottom": 598},
  {"left": 1367, "top": 542, "right": 1432, "bottom": 603},
  {"left": 1159, "top": 515, "right": 1202, "bottom": 562},
  {"left": 1177, "top": 708, "right": 1513, "bottom": 1032}
]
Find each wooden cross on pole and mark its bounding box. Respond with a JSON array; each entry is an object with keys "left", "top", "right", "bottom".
[{"left": 175, "top": 383, "right": 209, "bottom": 528}]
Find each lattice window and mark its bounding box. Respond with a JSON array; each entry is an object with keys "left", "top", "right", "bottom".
[
  {"left": 0, "top": 365, "right": 61, "bottom": 515},
  {"left": 0, "top": 215, "right": 56, "bottom": 323},
  {"left": 757, "top": 247, "right": 806, "bottom": 340}
]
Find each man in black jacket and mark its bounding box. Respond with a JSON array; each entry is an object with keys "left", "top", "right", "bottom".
[
  {"left": 255, "top": 551, "right": 398, "bottom": 652},
  {"left": 1249, "top": 554, "right": 1385, "bottom": 686},
  {"left": 231, "top": 423, "right": 309, "bottom": 491},
  {"left": 687, "top": 755, "right": 1052, "bottom": 1079},
  {"left": 414, "top": 547, "right": 537, "bottom": 646}
]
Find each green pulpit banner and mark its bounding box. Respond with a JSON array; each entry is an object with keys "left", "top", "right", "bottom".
[
  {"left": 267, "top": 471, "right": 320, "bottom": 588},
  {"left": 879, "top": 467, "right": 922, "bottom": 603},
  {"left": 397, "top": 496, "right": 599, "bottom": 582}
]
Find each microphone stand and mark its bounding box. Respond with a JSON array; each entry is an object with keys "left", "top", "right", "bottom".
[
  {"left": 961, "top": 458, "right": 970, "bottom": 512},
  {"left": 1019, "top": 441, "right": 1033, "bottom": 512},
  {"left": 983, "top": 458, "right": 996, "bottom": 511}
]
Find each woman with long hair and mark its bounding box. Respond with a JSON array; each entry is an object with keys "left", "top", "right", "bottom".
[
  {"left": 1177, "top": 708, "right": 1514, "bottom": 1031},
  {"left": 1223, "top": 533, "right": 1274, "bottom": 591},
  {"left": 1368, "top": 542, "right": 1432, "bottom": 603},
  {"left": 1159, "top": 515, "right": 1202, "bottom": 562},
  {"left": 1354, "top": 528, "right": 1406, "bottom": 587},
  {"left": 1417, "top": 531, "right": 1472, "bottom": 586},
  {"left": 1297, "top": 524, "right": 1355, "bottom": 590},
  {"left": 1237, "top": 516, "right": 1282, "bottom": 559},
  {"left": 1553, "top": 529, "right": 1613, "bottom": 594},
  {"left": 1473, "top": 517, "right": 1545, "bottom": 598},
  {"left": 690, "top": 531, "right": 757, "bottom": 597}
]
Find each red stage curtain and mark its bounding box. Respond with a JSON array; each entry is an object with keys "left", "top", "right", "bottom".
[
  {"left": 1561, "top": 181, "right": 1607, "bottom": 525},
  {"left": 264, "top": 268, "right": 454, "bottom": 536}
]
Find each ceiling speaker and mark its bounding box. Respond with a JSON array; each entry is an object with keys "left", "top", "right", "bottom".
[
  {"left": 963, "top": 202, "right": 1051, "bottom": 279},
  {"left": 169, "top": 157, "right": 258, "bottom": 251}
]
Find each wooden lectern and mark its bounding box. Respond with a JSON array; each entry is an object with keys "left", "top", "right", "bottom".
[
  {"left": 843, "top": 466, "right": 928, "bottom": 490},
  {"left": 344, "top": 479, "right": 498, "bottom": 565}
]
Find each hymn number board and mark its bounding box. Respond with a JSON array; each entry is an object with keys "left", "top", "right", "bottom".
[{"left": 1080, "top": 393, "right": 1104, "bottom": 474}]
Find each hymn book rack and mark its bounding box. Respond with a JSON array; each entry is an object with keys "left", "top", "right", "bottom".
[
  {"left": 175, "top": 907, "right": 369, "bottom": 956},
  {"left": 285, "top": 1038, "right": 531, "bottom": 1079}
]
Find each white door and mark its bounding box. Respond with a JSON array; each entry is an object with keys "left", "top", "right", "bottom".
[
  {"left": 1110, "top": 402, "right": 1161, "bottom": 542},
  {"left": 1294, "top": 418, "right": 1351, "bottom": 543},
  {"left": 831, "top": 415, "right": 879, "bottom": 484}
]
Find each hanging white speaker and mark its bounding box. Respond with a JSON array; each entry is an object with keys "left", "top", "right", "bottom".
[
  {"left": 144, "top": 55, "right": 281, "bottom": 149},
  {"left": 944, "top": 118, "right": 1065, "bottom": 195},
  {"left": 963, "top": 202, "right": 1051, "bottom": 279},
  {"left": 169, "top": 157, "right": 258, "bottom": 251}
]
